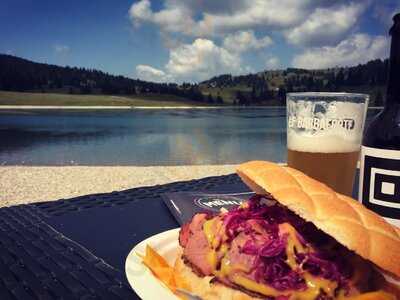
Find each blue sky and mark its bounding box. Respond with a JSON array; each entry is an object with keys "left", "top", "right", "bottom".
[{"left": 1, "top": 0, "right": 399, "bottom": 83}]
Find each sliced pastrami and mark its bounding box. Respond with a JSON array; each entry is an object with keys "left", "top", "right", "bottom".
[
  {"left": 179, "top": 222, "right": 190, "bottom": 248},
  {"left": 181, "top": 213, "right": 213, "bottom": 276}
]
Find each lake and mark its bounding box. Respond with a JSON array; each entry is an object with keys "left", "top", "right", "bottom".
[{"left": 0, "top": 108, "right": 380, "bottom": 165}]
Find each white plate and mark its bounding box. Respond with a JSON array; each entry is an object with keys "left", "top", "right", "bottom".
[{"left": 125, "top": 228, "right": 181, "bottom": 300}]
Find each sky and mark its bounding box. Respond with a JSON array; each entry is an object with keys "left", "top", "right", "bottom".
[{"left": 1, "top": 0, "right": 399, "bottom": 83}]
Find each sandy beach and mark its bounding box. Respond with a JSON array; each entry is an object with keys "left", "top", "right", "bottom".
[
  {"left": 0, "top": 105, "right": 277, "bottom": 109},
  {"left": 0, "top": 105, "right": 228, "bottom": 109},
  {"left": 0, "top": 165, "right": 237, "bottom": 208}
]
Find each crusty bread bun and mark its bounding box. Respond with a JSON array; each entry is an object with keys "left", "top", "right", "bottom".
[
  {"left": 236, "top": 161, "right": 400, "bottom": 279},
  {"left": 174, "top": 160, "right": 400, "bottom": 299}
]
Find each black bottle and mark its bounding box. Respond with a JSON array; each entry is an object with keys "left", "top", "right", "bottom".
[{"left": 359, "top": 13, "right": 400, "bottom": 227}]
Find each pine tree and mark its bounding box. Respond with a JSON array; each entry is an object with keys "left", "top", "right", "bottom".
[{"left": 236, "top": 91, "right": 248, "bottom": 106}]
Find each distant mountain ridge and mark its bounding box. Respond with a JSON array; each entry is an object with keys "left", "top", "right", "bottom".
[
  {"left": 0, "top": 54, "right": 176, "bottom": 94},
  {"left": 0, "top": 54, "right": 389, "bottom": 106},
  {"left": 200, "top": 60, "right": 388, "bottom": 106}
]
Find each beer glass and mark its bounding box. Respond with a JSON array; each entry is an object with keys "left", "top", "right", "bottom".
[{"left": 286, "top": 92, "right": 369, "bottom": 196}]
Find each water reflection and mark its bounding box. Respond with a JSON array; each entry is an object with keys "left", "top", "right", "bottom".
[
  {"left": 0, "top": 128, "right": 112, "bottom": 151},
  {"left": 0, "top": 108, "right": 380, "bottom": 165}
]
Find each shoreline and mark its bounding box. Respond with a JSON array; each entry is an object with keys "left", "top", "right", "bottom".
[
  {"left": 0, "top": 105, "right": 286, "bottom": 109},
  {"left": 0, "top": 164, "right": 289, "bottom": 207},
  {"left": 0, "top": 105, "right": 384, "bottom": 110},
  {"left": 0, "top": 165, "right": 237, "bottom": 207}
]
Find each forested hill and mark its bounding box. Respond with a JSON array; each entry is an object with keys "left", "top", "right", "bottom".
[
  {"left": 0, "top": 54, "right": 389, "bottom": 106},
  {"left": 0, "top": 54, "right": 206, "bottom": 102},
  {"left": 201, "top": 59, "right": 389, "bottom": 106}
]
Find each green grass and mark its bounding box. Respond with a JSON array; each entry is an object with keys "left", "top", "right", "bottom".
[
  {"left": 268, "top": 76, "right": 285, "bottom": 88},
  {"left": 1, "top": 86, "right": 382, "bottom": 107},
  {"left": 202, "top": 84, "right": 385, "bottom": 106},
  {"left": 200, "top": 85, "right": 252, "bottom": 104},
  {"left": 0, "top": 91, "right": 213, "bottom": 107}
]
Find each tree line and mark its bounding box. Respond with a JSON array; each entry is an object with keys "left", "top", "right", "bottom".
[
  {"left": 203, "top": 59, "right": 389, "bottom": 106},
  {"left": 0, "top": 54, "right": 390, "bottom": 106},
  {"left": 0, "top": 54, "right": 225, "bottom": 104}
]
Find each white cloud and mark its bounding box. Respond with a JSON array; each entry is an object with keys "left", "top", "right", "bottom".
[
  {"left": 179, "top": 0, "right": 250, "bottom": 15},
  {"left": 285, "top": 2, "right": 367, "bottom": 46},
  {"left": 194, "top": 0, "right": 307, "bottom": 36},
  {"left": 222, "top": 30, "right": 273, "bottom": 53},
  {"left": 53, "top": 45, "right": 70, "bottom": 54},
  {"left": 166, "top": 38, "right": 242, "bottom": 81},
  {"left": 129, "top": 0, "right": 195, "bottom": 35},
  {"left": 129, "top": 0, "right": 152, "bottom": 27},
  {"left": 292, "top": 34, "right": 389, "bottom": 69},
  {"left": 136, "top": 38, "right": 245, "bottom": 83},
  {"left": 129, "top": 0, "right": 309, "bottom": 36},
  {"left": 128, "top": 0, "right": 392, "bottom": 82},
  {"left": 265, "top": 56, "right": 280, "bottom": 69},
  {"left": 136, "top": 65, "right": 172, "bottom": 82}
]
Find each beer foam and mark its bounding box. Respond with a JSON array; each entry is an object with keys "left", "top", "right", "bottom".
[
  {"left": 287, "top": 100, "right": 366, "bottom": 153},
  {"left": 288, "top": 132, "right": 361, "bottom": 153}
]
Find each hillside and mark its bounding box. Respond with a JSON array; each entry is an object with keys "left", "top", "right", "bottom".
[
  {"left": 0, "top": 54, "right": 209, "bottom": 105},
  {"left": 200, "top": 60, "right": 388, "bottom": 106},
  {"left": 0, "top": 54, "right": 389, "bottom": 106},
  {"left": 0, "top": 91, "right": 211, "bottom": 107}
]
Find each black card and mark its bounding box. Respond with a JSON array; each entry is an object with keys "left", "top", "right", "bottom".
[{"left": 162, "top": 191, "right": 254, "bottom": 225}]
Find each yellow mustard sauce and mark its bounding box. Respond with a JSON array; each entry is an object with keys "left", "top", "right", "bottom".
[
  {"left": 231, "top": 271, "right": 338, "bottom": 299},
  {"left": 212, "top": 219, "right": 224, "bottom": 248},
  {"left": 203, "top": 217, "right": 229, "bottom": 270},
  {"left": 232, "top": 274, "right": 290, "bottom": 298},
  {"left": 203, "top": 217, "right": 225, "bottom": 248},
  {"left": 218, "top": 256, "right": 232, "bottom": 277},
  {"left": 296, "top": 273, "right": 338, "bottom": 299},
  {"left": 279, "top": 222, "right": 308, "bottom": 269},
  {"left": 279, "top": 222, "right": 339, "bottom": 299},
  {"left": 239, "top": 202, "right": 249, "bottom": 209},
  {"left": 203, "top": 219, "right": 217, "bottom": 269},
  {"left": 232, "top": 273, "right": 394, "bottom": 300},
  {"left": 215, "top": 256, "right": 251, "bottom": 278},
  {"left": 202, "top": 217, "right": 392, "bottom": 299},
  {"left": 203, "top": 218, "right": 215, "bottom": 246},
  {"left": 219, "top": 242, "right": 228, "bottom": 255},
  {"left": 206, "top": 250, "right": 218, "bottom": 270}
]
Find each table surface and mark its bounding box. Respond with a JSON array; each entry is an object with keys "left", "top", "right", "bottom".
[{"left": 0, "top": 172, "right": 361, "bottom": 299}]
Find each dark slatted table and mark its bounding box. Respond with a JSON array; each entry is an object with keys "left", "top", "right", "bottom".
[
  {"left": 0, "top": 174, "right": 250, "bottom": 299},
  {"left": 0, "top": 171, "right": 360, "bottom": 299}
]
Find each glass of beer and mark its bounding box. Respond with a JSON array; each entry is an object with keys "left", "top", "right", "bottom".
[{"left": 286, "top": 92, "right": 369, "bottom": 196}]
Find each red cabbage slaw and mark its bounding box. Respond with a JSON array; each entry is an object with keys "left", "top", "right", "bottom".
[{"left": 219, "top": 195, "right": 353, "bottom": 293}]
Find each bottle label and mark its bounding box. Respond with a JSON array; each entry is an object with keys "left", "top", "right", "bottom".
[{"left": 359, "top": 146, "right": 400, "bottom": 227}]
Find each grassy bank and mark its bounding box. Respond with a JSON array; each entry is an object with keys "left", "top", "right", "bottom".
[{"left": 0, "top": 91, "right": 213, "bottom": 107}]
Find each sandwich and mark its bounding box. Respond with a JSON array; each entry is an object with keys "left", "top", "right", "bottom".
[{"left": 174, "top": 161, "right": 400, "bottom": 299}]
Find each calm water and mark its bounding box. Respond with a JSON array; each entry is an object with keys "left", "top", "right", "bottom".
[{"left": 0, "top": 108, "right": 380, "bottom": 165}]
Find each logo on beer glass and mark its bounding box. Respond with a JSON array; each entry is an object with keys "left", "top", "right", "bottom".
[
  {"left": 288, "top": 116, "right": 355, "bottom": 131},
  {"left": 362, "top": 155, "right": 400, "bottom": 219}
]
